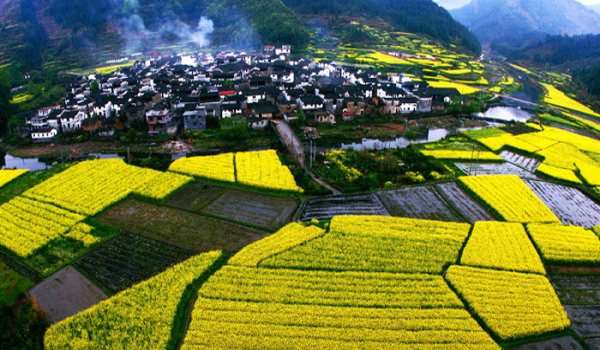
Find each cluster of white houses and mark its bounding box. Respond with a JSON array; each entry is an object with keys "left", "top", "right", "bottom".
[{"left": 27, "top": 47, "right": 461, "bottom": 142}]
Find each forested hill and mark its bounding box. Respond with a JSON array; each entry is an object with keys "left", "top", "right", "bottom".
[
  {"left": 511, "top": 34, "right": 600, "bottom": 66},
  {"left": 0, "top": 0, "right": 480, "bottom": 76},
  {"left": 282, "top": 0, "right": 481, "bottom": 54}
]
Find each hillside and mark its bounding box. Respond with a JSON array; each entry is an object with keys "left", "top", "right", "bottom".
[
  {"left": 0, "top": 0, "right": 481, "bottom": 76},
  {"left": 0, "top": 0, "right": 309, "bottom": 74},
  {"left": 451, "top": 0, "right": 600, "bottom": 53},
  {"left": 283, "top": 0, "right": 481, "bottom": 54},
  {"left": 511, "top": 34, "right": 600, "bottom": 66}
]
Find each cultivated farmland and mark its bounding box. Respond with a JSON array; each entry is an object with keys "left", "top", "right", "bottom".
[
  {"left": 499, "top": 150, "right": 540, "bottom": 172},
  {"left": 377, "top": 186, "right": 463, "bottom": 222},
  {"left": 261, "top": 216, "right": 471, "bottom": 274},
  {"left": 527, "top": 224, "right": 600, "bottom": 265},
  {"left": 166, "top": 182, "right": 224, "bottom": 212},
  {"left": 460, "top": 222, "right": 546, "bottom": 274},
  {"left": 455, "top": 162, "right": 536, "bottom": 178},
  {"left": 525, "top": 180, "right": 600, "bottom": 228},
  {"left": 74, "top": 232, "right": 196, "bottom": 293},
  {"left": 550, "top": 272, "right": 600, "bottom": 346},
  {"left": 202, "top": 189, "right": 299, "bottom": 230},
  {"left": 45, "top": 252, "right": 223, "bottom": 350},
  {"left": 435, "top": 182, "right": 496, "bottom": 222},
  {"left": 98, "top": 199, "right": 270, "bottom": 252},
  {"left": 459, "top": 175, "right": 560, "bottom": 223},
  {"left": 446, "top": 265, "right": 571, "bottom": 341},
  {"left": 29, "top": 266, "right": 107, "bottom": 323},
  {"left": 297, "top": 194, "right": 390, "bottom": 221}
]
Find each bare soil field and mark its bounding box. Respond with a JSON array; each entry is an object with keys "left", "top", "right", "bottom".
[
  {"left": 526, "top": 180, "right": 600, "bottom": 228},
  {"left": 98, "top": 199, "right": 270, "bottom": 252},
  {"left": 435, "top": 182, "right": 496, "bottom": 222},
  {"left": 507, "top": 336, "right": 584, "bottom": 350},
  {"left": 28, "top": 266, "right": 107, "bottom": 323},
  {"left": 202, "top": 189, "right": 298, "bottom": 230},
  {"left": 455, "top": 162, "right": 537, "bottom": 178},
  {"left": 550, "top": 273, "right": 600, "bottom": 345},
  {"left": 166, "top": 182, "right": 224, "bottom": 212},
  {"left": 74, "top": 232, "right": 196, "bottom": 293},
  {"left": 297, "top": 194, "right": 390, "bottom": 221},
  {"left": 377, "top": 186, "right": 463, "bottom": 222}
]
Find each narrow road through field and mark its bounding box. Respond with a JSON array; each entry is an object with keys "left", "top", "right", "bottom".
[{"left": 271, "top": 120, "right": 342, "bottom": 195}]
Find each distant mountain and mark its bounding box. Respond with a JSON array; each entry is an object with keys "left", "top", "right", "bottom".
[
  {"left": 511, "top": 34, "right": 600, "bottom": 66},
  {"left": 589, "top": 3, "right": 600, "bottom": 14},
  {"left": 282, "top": 0, "right": 481, "bottom": 54},
  {"left": 435, "top": 0, "right": 473, "bottom": 10},
  {"left": 451, "top": 0, "right": 600, "bottom": 53}
]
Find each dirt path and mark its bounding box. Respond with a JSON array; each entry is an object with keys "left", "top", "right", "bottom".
[{"left": 271, "top": 120, "right": 342, "bottom": 195}]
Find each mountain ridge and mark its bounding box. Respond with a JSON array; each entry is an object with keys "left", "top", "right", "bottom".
[{"left": 450, "top": 0, "right": 600, "bottom": 53}]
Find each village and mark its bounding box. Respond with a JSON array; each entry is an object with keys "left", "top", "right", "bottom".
[{"left": 25, "top": 46, "right": 464, "bottom": 142}]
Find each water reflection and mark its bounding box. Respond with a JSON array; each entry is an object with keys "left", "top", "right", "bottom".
[
  {"left": 2, "top": 154, "right": 51, "bottom": 171},
  {"left": 476, "top": 107, "right": 533, "bottom": 123}
]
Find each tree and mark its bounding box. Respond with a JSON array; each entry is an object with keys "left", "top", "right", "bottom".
[
  {"left": 90, "top": 80, "right": 99, "bottom": 92},
  {"left": 0, "top": 69, "right": 14, "bottom": 136}
]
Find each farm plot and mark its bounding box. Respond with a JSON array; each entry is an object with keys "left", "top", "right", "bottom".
[
  {"left": 28, "top": 266, "right": 107, "bottom": 323},
  {"left": 377, "top": 186, "right": 463, "bottom": 222},
  {"left": 525, "top": 180, "right": 600, "bottom": 228},
  {"left": 74, "top": 232, "right": 196, "bottom": 293},
  {"left": 166, "top": 182, "right": 224, "bottom": 211},
  {"left": 550, "top": 273, "right": 600, "bottom": 344},
  {"left": 499, "top": 150, "right": 541, "bottom": 172},
  {"left": 297, "top": 194, "right": 390, "bottom": 221},
  {"left": 507, "top": 336, "right": 584, "bottom": 350},
  {"left": 435, "top": 182, "right": 496, "bottom": 222},
  {"left": 459, "top": 175, "right": 559, "bottom": 223},
  {"left": 455, "top": 162, "right": 537, "bottom": 178},
  {"left": 98, "top": 199, "right": 270, "bottom": 252},
  {"left": 261, "top": 216, "right": 471, "bottom": 274},
  {"left": 0, "top": 260, "right": 34, "bottom": 305},
  {"left": 202, "top": 189, "right": 298, "bottom": 230},
  {"left": 445, "top": 265, "right": 570, "bottom": 341},
  {"left": 184, "top": 265, "right": 498, "bottom": 349},
  {"left": 45, "top": 252, "right": 223, "bottom": 350}
]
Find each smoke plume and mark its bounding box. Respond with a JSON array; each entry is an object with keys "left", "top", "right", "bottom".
[{"left": 117, "top": 0, "right": 214, "bottom": 53}]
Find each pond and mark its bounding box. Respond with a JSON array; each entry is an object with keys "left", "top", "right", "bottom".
[
  {"left": 475, "top": 106, "right": 534, "bottom": 123},
  {"left": 2, "top": 154, "right": 53, "bottom": 171},
  {"left": 313, "top": 127, "right": 492, "bottom": 152}
]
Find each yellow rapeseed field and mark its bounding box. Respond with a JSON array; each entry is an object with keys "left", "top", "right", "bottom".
[
  {"left": 229, "top": 223, "right": 325, "bottom": 267},
  {"left": 527, "top": 224, "right": 600, "bottom": 264},
  {"left": 45, "top": 251, "right": 223, "bottom": 350},
  {"left": 460, "top": 222, "right": 545, "bottom": 274},
  {"left": 446, "top": 265, "right": 571, "bottom": 341},
  {"left": 459, "top": 175, "right": 559, "bottom": 223},
  {"left": 420, "top": 150, "right": 503, "bottom": 161},
  {"left": 0, "top": 169, "right": 27, "bottom": 187}
]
